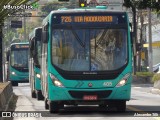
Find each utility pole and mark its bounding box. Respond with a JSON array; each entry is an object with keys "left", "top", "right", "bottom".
[
  {"left": 0, "top": 27, "right": 3, "bottom": 82},
  {"left": 24, "top": 11, "right": 27, "bottom": 41},
  {"left": 137, "top": 10, "right": 144, "bottom": 71},
  {"left": 132, "top": 6, "right": 137, "bottom": 74},
  {"left": 148, "top": 8, "right": 153, "bottom": 72}
]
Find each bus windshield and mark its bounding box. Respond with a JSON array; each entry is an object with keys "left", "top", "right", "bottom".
[
  {"left": 11, "top": 48, "right": 29, "bottom": 68},
  {"left": 51, "top": 28, "right": 128, "bottom": 71}
]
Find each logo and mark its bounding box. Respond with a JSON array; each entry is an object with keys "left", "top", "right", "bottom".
[
  {"left": 3, "top": 2, "right": 39, "bottom": 10},
  {"left": 2, "top": 112, "right": 11, "bottom": 117},
  {"left": 88, "top": 83, "right": 93, "bottom": 87},
  {"left": 31, "top": 2, "right": 39, "bottom": 9},
  {"left": 83, "top": 72, "right": 97, "bottom": 74}
]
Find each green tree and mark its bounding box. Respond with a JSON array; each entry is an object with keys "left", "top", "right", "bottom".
[
  {"left": 40, "top": 1, "right": 79, "bottom": 16},
  {"left": 123, "top": 0, "right": 160, "bottom": 73},
  {"left": 40, "top": 2, "right": 66, "bottom": 16},
  {"left": 3, "top": 30, "right": 15, "bottom": 46}
]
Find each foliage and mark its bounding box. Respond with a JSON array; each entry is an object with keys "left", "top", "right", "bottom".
[
  {"left": 40, "top": 0, "right": 78, "bottom": 16},
  {"left": 3, "top": 30, "right": 15, "bottom": 45},
  {"left": 135, "top": 72, "right": 154, "bottom": 77},
  {"left": 152, "top": 73, "right": 160, "bottom": 82},
  {"left": 123, "top": 0, "right": 160, "bottom": 13},
  {"left": 123, "top": 0, "right": 132, "bottom": 8},
  {"left": 40, "top": 2, "right": 68, "bottom": 16},
  {"left": 17, "top": 19, "right": 42, "bottom": 40}
]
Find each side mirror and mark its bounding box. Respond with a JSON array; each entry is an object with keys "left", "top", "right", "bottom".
[
  {"left": 42, "top": 23, "right": 48, "bottom": 43},
  {"left": 129, "top": 23, "right": 133, "bottom": 46},
  {"left": 130, "top": 32, "right": 133, "bottom": 46},
  {"left": 6, "top": 51, "right": 10, "bottom": 61},
  {"left": 33, "top": 58, "right": 40, "bottom": 68}
]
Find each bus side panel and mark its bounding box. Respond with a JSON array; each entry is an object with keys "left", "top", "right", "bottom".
[{"left": 34, "top": 67, "right": 41, "bottom": 90}]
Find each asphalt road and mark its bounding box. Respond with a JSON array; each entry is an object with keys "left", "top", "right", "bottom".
[{"left": 9, "top": 83, "right": 160, "bottom": 120}]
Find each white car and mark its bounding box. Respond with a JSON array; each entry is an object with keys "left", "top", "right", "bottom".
[{"left": 153, "top": 63, "right": 160, "bottom": 73}]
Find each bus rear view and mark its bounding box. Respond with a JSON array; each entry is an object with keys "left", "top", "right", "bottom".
[{"left": 7, "top": 42, "right": 29, "bottom": 86}]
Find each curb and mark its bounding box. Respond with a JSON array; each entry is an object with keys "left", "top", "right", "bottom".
[{"left": 0, "top": 81, "right": 13, "bottom": 111}]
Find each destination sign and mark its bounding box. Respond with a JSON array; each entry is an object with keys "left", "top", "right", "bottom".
[
  {"left": 12, "top": 45, "right": 29, "bottom": 49},
  {"left": 61, "top": 16, "right": 114, "bottom": 23},
  {"left": 53, "top": 15, "right": 118, "bottom": 24}
]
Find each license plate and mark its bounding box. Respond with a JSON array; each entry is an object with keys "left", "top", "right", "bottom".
[{"left": 83, "top": 95, "right": 97, "bottom": 100}]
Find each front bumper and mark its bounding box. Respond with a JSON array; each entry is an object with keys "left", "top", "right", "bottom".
[{"left": 48, "top": 83, "right": 131, "bottom": 102}]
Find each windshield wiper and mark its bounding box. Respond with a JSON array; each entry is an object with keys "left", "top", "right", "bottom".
[
  {"left": 96, "top": 29, "right": 108, "bottom": 47},
  {"left": 70, "top": 26, "right": 85, "bottom": 48}
]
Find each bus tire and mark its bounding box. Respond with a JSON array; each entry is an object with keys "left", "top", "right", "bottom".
[
  {"left": 36, "top": 90, "right": 44, "bottom": 100},
  {"left": 116, "top": 101, "right": 126, "bottom": 112},
  {"left": 49, "top": 101, "right": 59, "bottom": 113},
  {"left": 31, "top": 90, "right": 36, "bottom": 98},
  {"left": 11, "top": 81, "right": 18, "bottom": 86},
  {"left": 45, "top": 98, "right": 49, "bottom": 109}
]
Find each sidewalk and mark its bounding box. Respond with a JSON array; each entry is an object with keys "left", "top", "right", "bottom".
[
  {"left": 132, "top": 76, "right": 160, "bottom": 95},
  {"left": 150, "top": 88, "right": 160, "bottom": 95}
]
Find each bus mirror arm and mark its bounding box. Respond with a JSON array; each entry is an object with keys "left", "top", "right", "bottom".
[
  {"left": 33, "top": 57, "right": 40, "bottom": 68},
  {"left": 42, "top": 30, "right": 48, "bottom": 43}
]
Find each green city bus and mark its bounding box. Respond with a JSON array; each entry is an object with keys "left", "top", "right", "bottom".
[
  {"left": 29, "top": 27, "right": 44, "bottom": 100},
  {"left": 41, "top": 7, "right": 132, "bottom": 113},
  {"left": 7, "top": 42, "right": 29, "bottom": 86}
]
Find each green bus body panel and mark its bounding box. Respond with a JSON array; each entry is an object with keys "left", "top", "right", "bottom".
[
  {"left": 43, "top": 9, "right": 132, "bottom": 101},
  {"left": 48, "top": 82, "right": 131, "bottom": 101},
  {"left": 9, "top": 67, "right": 29, "bottom": 81},
  {"left": 34, "top": 67, "right": 41, "bottom": 90},
  {"left": 47, "top": 66, "right": 132, "bottom": 100}
]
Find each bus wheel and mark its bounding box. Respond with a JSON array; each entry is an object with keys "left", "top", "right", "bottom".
[
  {"left": 11, "top": 82, "right": 18, "bottom": 86},
  {"left": 49, "top": 101, "right": 59, "bottom": 113},
  {"left": 31, "top": 90, "right": 36, "bottom": 98},
  {"left": 36, "top": 90, "right": 44, "bottom": 100},
  {"left": 116, "top": 101, "right": 126, "bottom": 112},
  {"left": 45, "top": 98, "right": 49, "bottom": 109}
]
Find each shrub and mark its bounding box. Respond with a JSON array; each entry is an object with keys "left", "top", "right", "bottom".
[
  {"left": 152, "top": 73, "right": 160, "bottom": 82},
  {"left": 135, "top": 72, "right": 154, "bottom": 77}
]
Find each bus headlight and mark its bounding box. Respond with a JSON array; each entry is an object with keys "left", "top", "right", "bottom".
[
  {"left": 11, "top": 72, "right": 16, "bottom": 75},
  {"left": 49, "top": 73, "right": 64, "bottom": 87},
  {"left": 116, "top": 73, "right": 130, "bottom": 87},
  {"left": 36, "top": 74, "right": 41, "bottom": 79}
]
